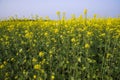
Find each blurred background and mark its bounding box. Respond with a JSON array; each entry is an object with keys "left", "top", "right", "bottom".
[{"left": 0, "top": 0, "right": 120, "bottom": 19}]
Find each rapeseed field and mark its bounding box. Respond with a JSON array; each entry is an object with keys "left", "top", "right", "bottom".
[{"left": 0, "top": 11, "right": 120, "bottom": 80}]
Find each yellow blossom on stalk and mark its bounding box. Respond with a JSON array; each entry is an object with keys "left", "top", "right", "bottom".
[
  {"left": 34, "top": 64, "right": 41, "bottom": 70},
  {"left": 3, "top": 61, "right": 7, "bottom": 65},
  {"left": 84, "top": 9, "right": 87, "bottom": 15},
  {"left": 100, "top": 33, "right": 105, "bottom": 37},
  {"left": 25, "top": 30, "right": 28, "bottom": 33},
  {"left": 8, "top": 25, "right": 14, "bottom": 32},
  {"left": 71, "top": 38, "right": 76, "bottom": 42},
  {"left": 34, "top": 39, "right": 37, "bottom": 43},
  {"left": 39, "top": 51, "right": 44, "bottom": 57},
  {"left": 65, "top": 25, "right": 68, "bottom": 28},
  {"left": 60, "top": 35, "right": 63, "bottom": 39},
  {"left": 23, "top": 70, "right": 27, "bottom": 75},
  {"left": 66, "top": 61, "right": 69, "bottom": 64},
  {"left": 0, "top": 38, "right": 3, "bottom": 41},
  {"left": 78, "top": 57, "right": 81, "bottom": 62},
  {"left": 56, "top": 11, "right": 61, "bottom": 20},
  {"left": 25, "top": 31, "right": 33, "bottom": 39},
  {"left": 19, "top": 48, "right": 23, "bottom": 53},
  {"left": 51, "top": 73, "right": 55, "bottom": 80},
  {"left": 18, "top": 34, "right": 22, "bottom": 37},
  {"left": 44, "top": 32, "right": 48, "bottom": 36},
  {"left": 56, "top": 11, "right": 60, "bottom": 16},
  {"left": 4, "top": 35, "right": 9, "bottom": 40},
  {"left": 38, "top": 77, "right": 43, "bottom": 80},
  {"left": 33, "top": 75, "right": 37, "bottom": 79},
  {"left": 107, "top": 19, "right": 112, "bottom": 26},
  {"left": 51, "top": 75, "right": 55, "bottom": 80},
  {"left": 106, "top": 53, "right": 113, "bottom": 59},
  {"left": 49, "top": 49, "right": 53, "bottom": 54},
  {"left": 41, "top": 59, "right": 46, "bottom": 64},
  {"left": 0, "top": 64, "right": 4, "bottom": 69},
  {"left": 85, "top": 43, "right": 90, "bottom": 49},
  {"left": 54, "top": 29, "right": 59, "bottom": 33},
  {"left": 49, "top": 49, "right": 54, "bottom": 57},
  {"left": 93, "top": 14, "right": 97, "bottom": 18},
  {"left": 32, "top": 58, "right": 37, "bottom": 62},
  {"left": 5, "top": 72, "right": 9, "bottom": 77},
  {"left": 45, "top": 16, "right": 50, "bottom": 20},
  {"left": 87, "top": 31, "right": 92, "bottom": 37}
]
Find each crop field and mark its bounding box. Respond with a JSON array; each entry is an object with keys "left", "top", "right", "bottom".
[{"left": 0, "top": 13, "right": 120, "bottom": 80}]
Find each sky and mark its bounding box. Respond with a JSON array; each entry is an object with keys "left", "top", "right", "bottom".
[{"left": 0, "top": 0, "right": 120, "bottom": 19}]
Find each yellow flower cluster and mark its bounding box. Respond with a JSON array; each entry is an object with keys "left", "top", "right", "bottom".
[
  {"left": 34, "top": 64, "right": 41, "bottom": 70},
  {"left": 39, "top": 51, "right": 44, "bottom": 57},
  {"left": 85, "top": 43, "right": 90, "bottom": 49},
  {"left": 25, "top": 30, "right": 33, "bottom": 39}
]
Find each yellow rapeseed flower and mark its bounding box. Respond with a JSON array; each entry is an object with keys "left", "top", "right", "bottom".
[
  {"left": 33, "top": 75, "right": 37, "bottom": 79},
  {"left": 56, "top": 11, "right": 60, "bottom": 16},
  {"left": 8, "top": 25, "right": 14, "bottom": 32},
  {"left": 84, "top": 9, "right": 87, "bottom": 15},
  {"left": 107, "top": 20, "right": 112, "bottom": 26},
  {"left": 100, "top": 33, "right": 105, "bottom": 37},
  {"left": 87, "top": 31, "right": 92, "bottom": 37},
  {"left": 3, "top": 61, "right": 7, "bottom": 65},
  {"left": 34, "top": 64, "right": 41, "bottom": 70},
  {"left": 23, "top": 70, "right": 28, "bottom": 75},
  {"left": 44, "top": 32, "right": 48, "bottom": 36},
  {"left": 93, "top": 14, "right": 97, "bottom": 18},
  {"left": 25, "top": 32, "right": 33, "bottom": 39},
  {"left": 71, "top": 38, "right": 76, "bottom": 42},
  {"left": 5, "top": 72, "right": 9, "bottom": 77},
  {"left": 51, "top": 76, "right": 55, "bottom": 80},
  {"left": 106, "top": 53, "right": 113, "bottom": 59},
  {"left": 32, "top": 58, "right": 37, "bottom": 62},
  {"left": 19, "top": 48, "right": 23, "bottom": 53},
  {"left": 78, "top": 57, "right": 81, "bottom": 62},
  {"left": 85, "top": 43, "right": 90, "bottom": 49},
  {"left": 41, "top": 59, "right": 46, "bottom": 64},
  {"left": 39, "top": 51, "right": 44, "bottom": 57},
  {"left": 0, "top": 64, "right": 4, "bottom": 69},
  {"left": 54, "top": 29, "right": 59, "bottom": 33},
  {"left": 51, "top": 74, "right": 55, "bottom": 80}
]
